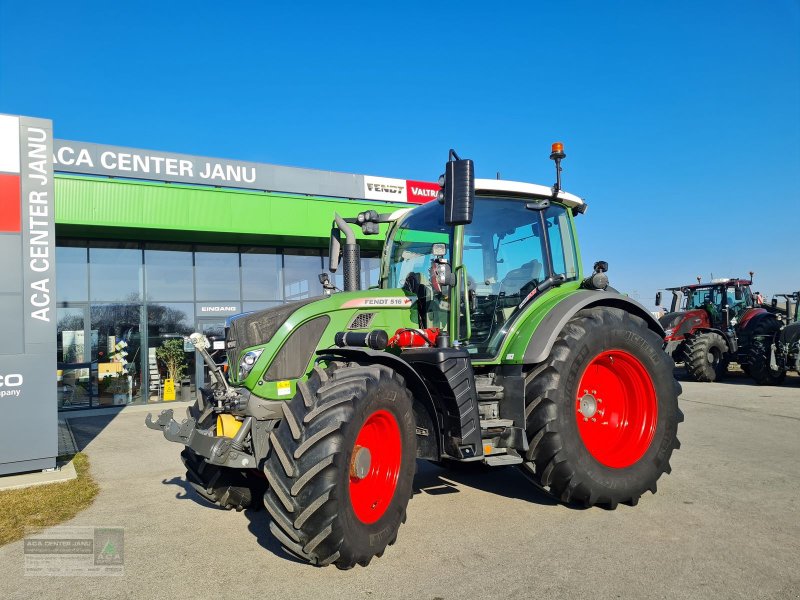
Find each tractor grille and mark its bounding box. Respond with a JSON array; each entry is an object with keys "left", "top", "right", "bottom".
[{"left": 347, "top": 312, "right": 375, "bottom": 330}]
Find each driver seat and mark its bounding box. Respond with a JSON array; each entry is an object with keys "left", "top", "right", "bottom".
[{"left": 500, "top": 259, "right": 543, "bottom": 319}]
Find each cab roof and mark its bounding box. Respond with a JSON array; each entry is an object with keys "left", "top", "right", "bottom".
[
  {"left": 667, "top": 278, "right": 752, "bottom": 291},
  {"left": 475, "top": 178, "right": 586, "bottom": 210}
]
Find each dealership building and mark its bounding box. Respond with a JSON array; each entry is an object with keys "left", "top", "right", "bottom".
[{"left": 0, "top": 113, "right": 438, "bottom": 435}]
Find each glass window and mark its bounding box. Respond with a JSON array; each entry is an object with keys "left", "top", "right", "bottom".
[
  {"left": 243, "top": 301, "right": 283, "bottom": 313},
  {"left": 56, "top": 242, "right": 88, "bottom": 302},
  {"left": 91, "top": 303, "right": 143, "bottom": 405},
  {"left": 145, "top": 243, "right": 194, "bottom": 301},
  {"left": 147, "top": 302, "right": 195, "bottom": 404},
  {"left": 331, "top": 254, "right": 382, "bottom": 291},
  {"left": 283, "top": 250, "right": 323, "bottom": 300},
  {"left": 461, "top": 197, "right": 550, "bottom": 357},
  {"left": 195, "top": 246, "right": 241, "bottom": 301},
  {"left": 241, "top": 248, "right": 282, "bottom": 301},
  {"left": 89, "top": 241, "right": 142, "bottom": 302},
  {"left": 57, "top": 306, "right": 86, "bottom": 364},
  {"left": 545, "top": 206, "right": 578, "bottom": 280}
]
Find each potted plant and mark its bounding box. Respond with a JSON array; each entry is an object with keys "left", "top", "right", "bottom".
[{"left": 156, "top": 338, "right": 188, "bottom": 401}]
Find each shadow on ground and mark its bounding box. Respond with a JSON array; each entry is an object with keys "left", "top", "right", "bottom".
[{"left": 160, "top": 457, "right": 560, "bottom": 564}]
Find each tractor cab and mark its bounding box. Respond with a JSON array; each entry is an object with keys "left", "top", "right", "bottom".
[
  {"left": 382, "top": 184, "right": 582, "bottom": 358},
  {"left": 680, "top": 280, "right": 753, "bottom": 329}
]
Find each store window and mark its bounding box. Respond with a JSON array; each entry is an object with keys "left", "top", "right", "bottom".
[
  {"left": 241, "top": 247, "right": 282, "bottom": 301},
  {"left": 195, "top": 246, "right": 241, "bottom": 301},
  {"left": 145, "top": 243, "right": 194, "bottom": 301},
  {"left": 56, "top": 242, "right": 88, "bottom": 302},
  {"left": 284, "top": 249, "right": 323, "bottom": 300},
  {"left": 89, "top": 241, "right": 142, "bottom": 302},
  {"left": 147, "top": 302, "right": 195, "bottom": 403},
  {"left": 91, "top": 303, "right": 143, "bottom": 406}
]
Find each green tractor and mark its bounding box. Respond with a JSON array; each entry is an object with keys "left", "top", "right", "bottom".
[
  {"left": 147, "top": 145, "right": 683, "bottom": 569},
  {"left": 748, "top": 292, "right": 800, "bottom": 385}
]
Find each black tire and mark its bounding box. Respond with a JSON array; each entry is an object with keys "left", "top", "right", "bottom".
[
  {"left": 263, "top": 364, "right": 416, "bottom": 569},
  {"left": 684, "top": 332, "right": 729, "bottom": 382},
  {"left": 746, "top": 319, "right": 786, "bottom": 385},
  {"left": 520, "top": 307, "right": 682, "bottom": 509},
  {"left": 181, "top": 400, "right": 267, "bottom": 511}
]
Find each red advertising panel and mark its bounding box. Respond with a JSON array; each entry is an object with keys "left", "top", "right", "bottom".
[
  {"left": 0, "top": 173, "right": 21, "bottom": 233},
  {"left": 406, "top": 180, "right": 439, "bottom": 204}
]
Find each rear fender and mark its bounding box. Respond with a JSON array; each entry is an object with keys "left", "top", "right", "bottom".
[
  {"left": 522, "top": 291, "right": 664, "bottom": 364},
  {"left": 315, "top": 348, "right": 442, "bottom": 460}
]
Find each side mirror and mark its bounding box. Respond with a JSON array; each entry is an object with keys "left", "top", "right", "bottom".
[
  {"left": 441, "top": 150, "right": 474, "bottom": 226},
  {"left": 734, "top": 286, "right": 743, "bottom": 301},
  {"left": 655, "top": 292, "right": 662, "bottom": 307}
]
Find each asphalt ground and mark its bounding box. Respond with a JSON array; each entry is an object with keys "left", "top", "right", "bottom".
[{"left": 1, "top": 372, "right": 798, "bottom": 600}]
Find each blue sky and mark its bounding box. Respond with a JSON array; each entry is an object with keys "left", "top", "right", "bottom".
[{"left": 1, "top": 1, "right": 798, "bottom": 306}]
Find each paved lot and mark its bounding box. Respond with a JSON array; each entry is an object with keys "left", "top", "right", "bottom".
[{"left": 1, "top": 373, "right": 798, "bottom": 600}]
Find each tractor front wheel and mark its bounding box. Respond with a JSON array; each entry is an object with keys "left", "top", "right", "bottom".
[
  {"left": 520, "top": 307, "right": 682, "bottom": 508},
  {"left": 684, "top": 332, "right": 729, "bottom": 382},
  {"left": 263, "top": 364, "right": 416, "bottom": 569},
  {"left": 745, "top": 319, "right": 786, "bottom": 385}
]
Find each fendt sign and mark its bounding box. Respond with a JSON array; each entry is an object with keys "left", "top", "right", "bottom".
[
  {"left": 0, "top": 114, "right": 57, "bottom": 476},
  {"left": 53, "top": 140, "right": 438, "bottom": 204}
]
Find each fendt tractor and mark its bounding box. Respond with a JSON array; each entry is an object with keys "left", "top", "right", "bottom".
[
  {"left": 147, "top": 145, "right": 683, "bottom": 569},
  {"left": 748, "top": 292, "right": 800, "bottom": 385},
  {"left": 657, "top": 277, "right": 781, "bottom": 382}
]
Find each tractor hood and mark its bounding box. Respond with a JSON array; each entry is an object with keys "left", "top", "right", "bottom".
[
  {"left": 226, "top": 297, "right": 320, "bottom": 359},
  {"left": 225, "top": 288, "right": 418, "bottom": 392}
]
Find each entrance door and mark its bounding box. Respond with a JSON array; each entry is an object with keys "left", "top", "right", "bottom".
[{"left": 195, "top": 318, "right": 227, "bottom": 400}]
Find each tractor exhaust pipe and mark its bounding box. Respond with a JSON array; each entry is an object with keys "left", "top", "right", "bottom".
[{"left": 332, "top": 213, "right": 361, "bottom": 292}]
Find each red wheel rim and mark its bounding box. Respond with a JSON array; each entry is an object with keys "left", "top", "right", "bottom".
[
  {"left": 348, "top": 409, "right": 402, "bottom": 524},
  {"left": 575, "top": 350, "right": 658, "bottom": 468}
]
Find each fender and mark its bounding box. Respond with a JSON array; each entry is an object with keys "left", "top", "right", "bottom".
[
  {"left": 523, "top": 290, "right": 664, "bottom": 364},
  {"left": 315, "top": 347, "right": 442, "bottom": 460}
]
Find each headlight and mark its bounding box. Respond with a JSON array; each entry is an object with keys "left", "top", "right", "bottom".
[
  {"left": 238, "top": 349, "right": 264, "bottom": 380},
  {"left": 664, "top": 328, "right": 675, "bottom": 337}
]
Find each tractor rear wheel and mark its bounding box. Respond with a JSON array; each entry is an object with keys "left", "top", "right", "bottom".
[
  {"left": 746, "top": 319, "right": 786, "bottom": 385},
  {"left": 520, "top": 307, "right": 682, "bottom": 508},
  {"left": 263, "top": 364, "right": 416, "bottom": 569},
  {"left": 181, "top": 399, "right": 267, "bottom": 511},
  {"left": 684, "top": 332, "right": 729, "bottom": 382}
]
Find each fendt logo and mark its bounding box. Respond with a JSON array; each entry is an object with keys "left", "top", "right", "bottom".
[{"left": 0, "top": 373, "right": 23, "bottom": 398}]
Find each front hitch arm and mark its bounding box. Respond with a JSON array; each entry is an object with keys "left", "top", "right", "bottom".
[{"left": 145, "top": 409, "right": 258, "bottom": 469}]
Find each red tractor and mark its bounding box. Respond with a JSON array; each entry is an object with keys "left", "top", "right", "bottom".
[{"left": 656, "top": 275, "right": 781, "bottom": 382}]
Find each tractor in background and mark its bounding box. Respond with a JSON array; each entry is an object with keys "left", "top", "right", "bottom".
[
  {"left": 748, "top": 292, "right": 800, "bottom": 385},
  {"left": 147, "top": 145, "right": 682, "bottom": 569},
  {"left": 657, "top": 276, "right": 781, "bottom": 382}
]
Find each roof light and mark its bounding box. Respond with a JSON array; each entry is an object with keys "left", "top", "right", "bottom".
[{"left": 551, "top": 141, "right": 564, "bottom": 154}]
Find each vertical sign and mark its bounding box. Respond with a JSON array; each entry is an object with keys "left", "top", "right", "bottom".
[{"left": 0, "top": 114, "right": 57, "bottom": 476}]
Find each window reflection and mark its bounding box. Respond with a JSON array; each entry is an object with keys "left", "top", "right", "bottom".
[
  {"left": 56, "top": 243, "right": 88, "bottom": 302},
  {"left": 89, "top": 242, "right": 142, "bottom": 302},
  {"left": 148, "top": 302, "right": 195, "bottom": 404},
  {"left": 195, "top": 246, "right": 240, "bottom": 301},
  {"left": 145, "top": 244, "right": 194, "bottom": 301},
  {"left": 284, "top": 250, "right": 323, "bottom": 300},
  {"left": 91, "top": 303, "right": 142, "bottom": 406},
  {"left": 241, "top": 248, "right": 282, "bottom": 300}
]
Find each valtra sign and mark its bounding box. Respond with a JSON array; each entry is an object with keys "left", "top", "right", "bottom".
[
  {"left": 53, "top": 140, "right": 437, "bottom": 204},
  {"left": 362, "top": 176, "right": 440, "bottom": 204}
]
